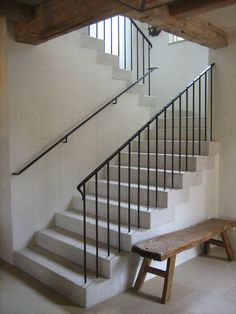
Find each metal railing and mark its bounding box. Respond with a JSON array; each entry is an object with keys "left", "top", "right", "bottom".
[
  {"left": 12, "top": 16, "right": 153, "bottom": 176},
  {"left": 77, "top": 64, "right": 215, "bottom": 283},
  {"left": 88, "top": 16, "right": 152, "bottom": 95}
]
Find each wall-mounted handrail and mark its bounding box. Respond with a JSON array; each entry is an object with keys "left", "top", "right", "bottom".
[{"left": 12, "top": 67, "right": 158, "bottom": 176}]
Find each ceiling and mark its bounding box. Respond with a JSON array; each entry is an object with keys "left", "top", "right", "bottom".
[
  {"left": 17, "top": 0, "right": 42, "bottom": 6},
  {"left": 198, "top": 4, "right": 236, "bottom": 35}
]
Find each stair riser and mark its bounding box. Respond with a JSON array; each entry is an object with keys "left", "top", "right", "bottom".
[
  {"left": 35, "top": 232, "right": 111, "bottom": 278},
  {"left": 14, "top": 251, "right": 87, "bottom": 307},
  {"left": 120, "top": 153, "right": 197, "bottom": 171},
  {"left": 112, "top": 67, "right": 132, "bottom": 81},
  {"left": 147, "top": 128, "right": 206, "bottom": 141},
  {"left": 80, "top": 34, "right": 105, "bottom": 52},
  {"left": 88, "top": 181, "right": 168, "bottom": 207},
  {"left": 107, "top": 167, "right": 183, "bottom": 188},
  {"left": 156, "top": 117, "right": 206, "bottom": 128},
  {"left": 97, "top": 51, "right": 119, "bottom": 67},
  {"left": 132, "top": 141, "right": 209, "bottom": 155},
  {"left": 73, "top": 197, "right": 151, "bottom": 228},
  {"left": 55, "top": 213, "right": 132, "bottom": 251}
]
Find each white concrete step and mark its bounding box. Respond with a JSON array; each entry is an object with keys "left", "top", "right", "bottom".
[
  {"left": 72, "top": 195, "right": 175, "bottom": 229},
  {"left": 97, "top": 51, "right": 119, "bottom": 68},
  {"left": 107, "top": 165, "right": 202, "bottom": 189},
  {"left": 139, "top": 95, "right": 157, "bottom": 107},
  {"left": 80, "top": 33, "right": 105, "bottom": 52},
  {"left": 132, "top": 140, "right": 212, "bottom": 155},
  {"left": 35, "top": 227, "right": 131, "bottom": 278},
  {"left": 14, "top": 247, "right": 137, "bottom": 308},
  {"left": 147, "top": 127, "right": 206, "bottom": 141},
  {"left": 55, "top": 210, "right": 162, "bottom": 251},
  {"left": 156, "top": 117, "right": 207, "bottom": 128},
  {"left": 127, "top": 83, "right": 145, "bottom": 95},
  {"left": 112, "top": 67, "right": 132, "bottom": 81},
  {"left": 88, "top": 179, "right": 189, "bottom": 208},
  {"left": 120, "top": 152, "right": 215, "bottom": 172}
]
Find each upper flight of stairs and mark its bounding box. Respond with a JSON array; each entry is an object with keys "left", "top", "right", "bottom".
[{"left": 14, "top": 32, "right": 219, "bottom": 308}]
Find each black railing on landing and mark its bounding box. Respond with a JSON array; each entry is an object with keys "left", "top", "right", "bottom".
[
  {"left": 88, "top": 16, "right": 152, "bottom": 95},
  {"left": 12, "top": 68, "right": 158, "bottom": 176},
  {"left": 77, "top": 64, "right": 215, "bottom": 283}
]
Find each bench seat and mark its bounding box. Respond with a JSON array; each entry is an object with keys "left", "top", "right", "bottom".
[{"left": 132, "top": 218, "right": 236, "bottom": 304}]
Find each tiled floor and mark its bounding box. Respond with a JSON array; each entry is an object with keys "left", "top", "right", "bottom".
[{"left": 0, "top": 248, "right": 236, "bottom": 314}]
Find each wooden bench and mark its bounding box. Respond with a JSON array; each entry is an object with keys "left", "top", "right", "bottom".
[{"left": 132, "top": 218, "right": 236, "bottom": 304}]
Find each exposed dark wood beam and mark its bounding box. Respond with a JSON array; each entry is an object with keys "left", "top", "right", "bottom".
[
  {"left": 169, "top": 0, "right": 236, "bottom": 17},
  {"left": 116, "top": 0, "right": 175, "bottom": 11},
  {"left": 15, "top": 0, "right": 127, "bottom": 44},
  {"left": 0, "top": 0, "right": 34, "bottom": 22},
  {"left": 126, "top": 5, "right": 228, "bottom": 48}
]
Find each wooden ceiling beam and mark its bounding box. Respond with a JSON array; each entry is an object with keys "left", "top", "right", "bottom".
[
  {"left": 15, "top": 0, "right": 127, "bottom": 44},
  {"left": 116, "top": 0, "right": 175, "bottom": 11},
  {"left": 169, "top": 0, "right": 236, "bottom": 18},
  {"left": 126, "top": 6, "right": 228, "bottom": 48},
  {"left": 0, "top": 0, "right": 34, "bottom": 22}
]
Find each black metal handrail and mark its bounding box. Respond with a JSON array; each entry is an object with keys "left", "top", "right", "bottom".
[
  {"left": 12, "top": 67, "right": 158, "bottom": 176},
  {"left": 77, "top": 63, "right": 215, "bottom": 283}
]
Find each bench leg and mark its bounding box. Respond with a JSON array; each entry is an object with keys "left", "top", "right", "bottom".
[
  {"left": 203, "top": 241, "right": 211, "bottom": 255},
  {"left": 221, "top": 231, "right": 235, "bottom": 261},
  {"left": 162, "top": 255, "right": 176, "bottom": 304},
  {"left": 133, "top": 257, "right": 151, "bottom": 291}
]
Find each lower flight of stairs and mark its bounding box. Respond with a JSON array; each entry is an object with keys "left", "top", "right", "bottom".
[{"left": 14, "top": 118, "right": 219, "bottom": 308}]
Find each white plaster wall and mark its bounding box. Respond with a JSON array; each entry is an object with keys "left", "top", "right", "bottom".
[
  {"left": 6, "top": 26, "right": 153, "bottom": 258},
  {"left": 0, "top": 18, "right": 13, "bottom": 263},
  {"left": 150, "top": 31, "right": 209, "bottom": 107},
  {"left": 209, "top": 34, "right": 236, "bottom": 247}
]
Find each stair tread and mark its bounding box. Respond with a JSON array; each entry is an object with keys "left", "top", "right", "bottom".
[
  {"left": 93, "top": 178, "right": 178, "bottom": 192},
  {"left": 110, "top": 164, "right": 184, "bottom": 174},
  {"left": 57, "top": 210, "right": 147, "bottom": 234},
  {"left": 78, "top": 193, "right": 163, "bottom": 212},
  {"left": 37, "top": 227, "right": 121, "bottom": 258},
  {"left": 17, "top": 246, "right": 97, "bottom": 285},
  {"left": 121, "top": 151, "right": 199, "bottom": 158}
]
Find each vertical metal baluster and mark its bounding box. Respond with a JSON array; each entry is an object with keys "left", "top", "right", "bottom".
[
  {"left": 199, "top": 77, "right": 201, "bottom": 155},
  {"left": 172, "top": 102, "right": 174, "bottom": 188},
  {"left": 138, "top": 133, "right": 141, "bottom": 228},
  {"left": 96, "top": 22, "right": 98, "bottom": 38},
  {"left": 118, "top": 16, "right": 120, "bottom": 56},
  {"left": 124, "top": 17, "right": 126, "bottom": 69},
  {"left": 107, "top": 163, "right": 110, "bottom": 256},
  {"left": 148, "top": 45, "right": 151, "bottom": 96},
  {"left": 186, "top": 89, "right": 189, "bottom": 171},
  {"left": 128, "top": 143, "right": 131, "bottom": 232},
  {"left": 103, "top": 20, "right": 105, "bottom": 40},
  {"left": 118, "top": 152, "right": 121, "bottom": 252},
  {"left": 179, "top": 96, "right": 182, "bottom": 172},
  {"left": 111, "top": 18, "right": 113, "bottom": 55},
  {"left": 95, "top": 173, "right": 99, "bottom": 277},
  {"left": 210, "top": 66, "right": 213, "bottom": 141},
  {"left": 130, "top": 22, "right": 133, "bottom": 71},
  {"left": 205, "top": 72, "right": 207, "bottom": 141},
  {"left": 192, "top": 84, "right": 195, "bottom": 156},
  {"left": 88, "top": 25, "right": 90, "bottom": 36},
  {"left": 83, "top": 184, "right": 87, "bottom": 284},
  {"left": 137, "top": 30, "right": 139, "bottom": 80},
  {"left": 164, "top": 109, "right": 167, "bottom": 190},
  {"left": 155, "top": 117, "right": 158, "bottom": 206},
  {"left": 147, "top": 125, "right": 150, "bottom": 210},
  {"left": 142, "top": 37, "right": 145, "bottom": 84}
]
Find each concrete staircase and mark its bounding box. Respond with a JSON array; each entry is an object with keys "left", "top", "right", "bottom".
[{"left": 14, "top": 31, "right": 219, "bottom": 308}]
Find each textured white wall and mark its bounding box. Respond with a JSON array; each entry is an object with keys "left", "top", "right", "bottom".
[
  {"left": 209, "top": 34, "right": 236, "bottom": 247},
  {"left": 150, "top": 31, "right": 209, "bottom": 107},
  {"left": 0, "top": 18, "right": 13, "bottom": 263},
  {"left": 6, "top": 26, "right": 153, "bottom": 259}
]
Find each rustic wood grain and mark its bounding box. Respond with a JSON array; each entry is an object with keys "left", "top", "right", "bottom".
[
  {"left": 134, "top": 257, "right": 151, "bottom": 291},
  {"left": 162, "top": 255, "right": 176, "bottom": 304},
  {"left": 169, "top": 0, "right": 236, "bottom": 18},
  {"left": 132, "top": 219, "right": 236, "bottom": 261},
  {"left": 0, "top": 0, "right": 34, "bottom": 22}
]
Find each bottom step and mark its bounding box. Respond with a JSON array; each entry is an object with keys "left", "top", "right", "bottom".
[{"left": 14, "top": 247, "right": 139, "bottom": 308}]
